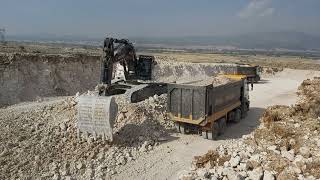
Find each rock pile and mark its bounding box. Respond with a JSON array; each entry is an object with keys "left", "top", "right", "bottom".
[
  {"left": 152, "top": 56, "right": 254, "bottom": 83},
  {"left": 180, "top": 77, "right": 320, "bottom": 180},
  {"left": 113, "top": 94, "right": 174, "bottom": 146},
  {"left": 0, "top": 93, "right": 173, "bottom": 179},
  {"left": 260, "top": 67, "right": 284, "bottom": 76}
]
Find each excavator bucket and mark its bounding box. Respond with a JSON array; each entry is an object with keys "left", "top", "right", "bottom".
[{"left": 77, "top": 95, "right": 118, "bottom": 142}]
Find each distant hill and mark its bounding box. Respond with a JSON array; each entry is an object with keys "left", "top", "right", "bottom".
[
  {"left": 6, "top": 31, "right": 320, "bottom": 51},
  {"left": 134, "top": 32, "right": 320, "bottom": 50},
  {"left": 226, "top": 32, "right": 320, "bottom": 50}
]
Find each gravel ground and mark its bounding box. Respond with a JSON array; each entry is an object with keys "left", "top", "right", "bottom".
[{"left": 0, "top": 94, "right": 174, "bottom": 179}]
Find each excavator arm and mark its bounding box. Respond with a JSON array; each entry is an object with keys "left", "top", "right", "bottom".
[{"left": 100, "top": 37, "right": 137, "bottom": 87}]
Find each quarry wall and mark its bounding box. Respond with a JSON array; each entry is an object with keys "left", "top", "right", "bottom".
[{"left": 0, "top": 53, "right": 101, "bottom": 106}]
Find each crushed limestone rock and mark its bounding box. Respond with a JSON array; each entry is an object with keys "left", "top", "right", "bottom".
[{"left": 0, "top": 93, "right": 173, "bottom": 179}]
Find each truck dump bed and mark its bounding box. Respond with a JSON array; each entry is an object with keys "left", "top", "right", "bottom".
[{"left": 167, "top": 76, "right": 243, "bottom": 126}]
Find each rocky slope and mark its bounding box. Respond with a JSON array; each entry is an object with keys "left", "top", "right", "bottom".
[{"left": 0, "top": 93, "right": 174, "bottom": 179}]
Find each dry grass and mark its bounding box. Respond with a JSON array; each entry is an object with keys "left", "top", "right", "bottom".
[
  {"left": 268, "top": 155, "right": 290, "bottom": 175},
  {"left": 271, "top": 124, "right": 295, "bottom": 139},
  {"left": 297, "top": 78, "right": 320, "bottom": 117},
  {"left": 261, "top": 105, "right": 290, "bottom": 127},
  {"left": 305, "top": 158, "right": 320, "bottom": 177},
  {"left": 193, "top": 150, "right": 231, "bottom": 168}
]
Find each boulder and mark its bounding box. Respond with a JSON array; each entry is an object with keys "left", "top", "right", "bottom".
[
  {"left": 281, "top": 150, "right": 295, "bottom": 161},
  {"left": 224, "top": 168, "right": 243, "bottom": 180},
  {"left": 196, "top": 168, "right": 210, "bottom": 178},
  {"left": 230, "top": 156, "right": 241, "bottom": 168},
  {"left": 263, "top": 170, "right": 275, "bottom": 180},
  {"left": 299, "top": 147, "right": 311, "bottom": 158},
  {"left": 248, "top": 167, "right": 263, "bottom": 180}
]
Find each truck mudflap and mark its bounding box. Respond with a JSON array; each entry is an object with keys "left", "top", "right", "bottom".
[{"left": 77, "top": 95, "right": 118, "bottom": 142}]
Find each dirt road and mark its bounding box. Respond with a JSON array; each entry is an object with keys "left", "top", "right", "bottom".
[{"left": 113, "top": 69, "right": 320, "bottom": 180}]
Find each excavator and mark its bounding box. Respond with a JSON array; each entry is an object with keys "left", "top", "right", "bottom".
[{"left": 77, "top": 37, "right": 166, "bottom": 142}]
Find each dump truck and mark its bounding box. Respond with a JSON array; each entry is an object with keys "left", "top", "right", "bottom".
[
  {"left": 167, "top": 75, "right": 249, "bottom": 140},
  {"left": 213, "top": 64, "right": 260, "bottom": 83},
  {"left": 236, "top": 64, "right": 260, "bottom": 83},
  {"left": 238, "top": 65, "right": 260, "bottom": 83}
]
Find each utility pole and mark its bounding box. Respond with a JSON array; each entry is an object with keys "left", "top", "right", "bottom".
[{"left": 0, "top": 28, "right": 6, "bottom": 45}]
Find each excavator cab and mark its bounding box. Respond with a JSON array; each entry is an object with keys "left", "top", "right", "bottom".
[
  {"left": 122, "top": 55, "right": 154, "bottom": 81},
  {"left": 136, "top": 55, "right": 154, "bottom": 80}
]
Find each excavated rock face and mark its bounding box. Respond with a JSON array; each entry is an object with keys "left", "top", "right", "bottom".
[
  {"left": 0, "top": 53, "right": 101, "bottom": 107},
  {"left": 0, "top": 52, "right": 254, "bottom": 107},
  {"left": 181, "top": 77, "right": 320, "bottom": 180}
]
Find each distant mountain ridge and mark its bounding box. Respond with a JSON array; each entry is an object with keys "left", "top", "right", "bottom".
[
  {"left": 7, "top": 31, "right": 320, "bottom": 51},
  {"left": 226, "top": 31, "right": 320, "bottom": 50},
  {"left": 134, "top": 32, "right": 320, "bottom": 50}
]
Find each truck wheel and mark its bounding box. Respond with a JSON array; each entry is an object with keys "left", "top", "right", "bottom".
[
  {"left": 218, "top": 118, "right": 226, "bottom": 135},
  {"left": 202, "top": 131, "right": 208, "bottom": 139},
  {"left": 255, "top": 76, "right": 260, "bottom": 82},
  {"left": 241, "top": 106, "right": 248, "bottom": 118},
  {"left": 234, "top": 109, "right": 241, "bottom": 123},
  {"left": 175, "top": 122, "right": 187, "bottom": 134},
  {"left": 175, "top": 122, "right": 181, "bottom": 133},
  {"left": 208, "top": 122, "right": 219, "bottom": 140},
  {"left": 180, "top": 124, "right": 187, "bottom": 134},
  {"left": 227, "top": 111, "right": 235, "bottom": 122}
]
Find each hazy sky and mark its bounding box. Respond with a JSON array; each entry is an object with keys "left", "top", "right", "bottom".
[{"left": 1, "top": 0, "right": 320, "bottom": 38}]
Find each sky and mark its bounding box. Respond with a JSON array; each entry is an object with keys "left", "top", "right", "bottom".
[{"left": 1, "top": 0, "right": 320, "bottom": 38}]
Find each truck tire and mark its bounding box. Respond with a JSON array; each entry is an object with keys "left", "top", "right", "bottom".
[
  {"left": 255, "top": 76, "right": 260, "bottom": 82},
  {"left": 207, "top": 122, "right": 219, "bottom": 140},
  {"left": 227, "top": 111, "right": 235, "bottom": 122},
  {"left": 234, "top": 109, "right": 241, "bottom": 123},
  {"left": 175, "top": 122, "right": 187, "bottom": 134},
  {"left": 180, "top": 124, "right": 186, "bottom": 134},
  {"left": 218, "top": 118, "right": 226, "bottom": 135},
  {"left": 175, "top": 122, "right": 180, "bottom": 133},
  {"left": 241, "top": 105, "right": 248, "bottom": 118},
  {"left": 207, "top": 132, "right": 213, "bottom": 140},
  {"left": 202, "top": 131, "right": 208, "bottom": 139}
]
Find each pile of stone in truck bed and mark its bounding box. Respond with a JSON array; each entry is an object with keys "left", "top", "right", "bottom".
[
  {"left": 152, "top": 55, "right": 246, "bottom": 83},
  {"left": 180, "top": 77, "right": 320, "bottom": 180},
  {"left": 175, "top": 75, "right": 235, "bottom": 86},
  {"left": 0, "top": 94, "right": 173, "bottom": 179}
]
